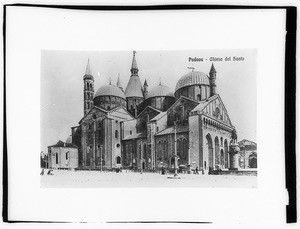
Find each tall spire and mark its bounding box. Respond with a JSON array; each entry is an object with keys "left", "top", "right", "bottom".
[
  {"left": 85, "top": 58, "right": 92, "bottom": 76},
  {"left": 83, "top": 58, "right": 94, "bottom": 115},
  {"left": 209, "top": 63, "right": 217, "bottom": 96},
  {"left": 210, "top": 63, "right": 217, "bottom": 73},
  {"left": 131, "top": 51, "right": 139, "bottom": 75},
  {"left": 117, "top": 74, "right": 123, "bottom": 91},
  {"left": 143, "top": 79, "right": 148, "bottom": 87}
]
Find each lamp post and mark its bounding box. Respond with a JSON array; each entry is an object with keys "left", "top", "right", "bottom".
[
  {"left": 68, "top": 151, "right": 70, "bottom": 170},
  {"left": 140, "top": 141, "right": 143, "bottom": 174},
  {"left": 174, "top": 121, "right": 178, "bottom": 177},
  {"left": 100, "top": 146, "right": 103, "bottom": 172}
]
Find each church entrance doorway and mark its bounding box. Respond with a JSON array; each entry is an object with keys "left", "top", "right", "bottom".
[
  {"left": 116, "top": 156, "right": 121, "bottom": 165},
  {"left": 142, "top": 161, "right": 145, "bottom": 170},
  {"left": 249, "top": 154, "right": 257, "bottom": 168}
]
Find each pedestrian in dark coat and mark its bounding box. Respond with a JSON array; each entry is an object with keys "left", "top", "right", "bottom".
[{"left": 195, "top": 166, "right": 199, "bottom": 175}]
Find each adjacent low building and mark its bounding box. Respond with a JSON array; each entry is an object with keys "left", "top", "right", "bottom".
[
  {"left": 48, "top": 140, "right": 79, "bottom": 169},
  {"left": 238, "top": 139, "right": 257, "bottom": 169}
]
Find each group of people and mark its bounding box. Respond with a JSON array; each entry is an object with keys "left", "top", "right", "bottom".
[
  {"left": 40, "top": 168, "right": 54, "bottom": 176},
  {"left": 160, "top": 166, "right": 201, "bottom": 175}
]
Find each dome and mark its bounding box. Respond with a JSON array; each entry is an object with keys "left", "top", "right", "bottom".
[
  {"left": 146, "top": 84, "right": 174, "bottom": 99},
  {"left": 94, "top": 84, "right": 126, "bottom": 100},
  {"left": 175, "top": 71, "right": 210, "bottom": 92}
]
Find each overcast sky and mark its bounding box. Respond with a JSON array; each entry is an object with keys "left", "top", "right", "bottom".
[{"left": 41, "top": 50, "right": 256, "bottom": 153}]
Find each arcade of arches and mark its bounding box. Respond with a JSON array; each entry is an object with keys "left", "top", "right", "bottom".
[{"left": 204, "top": 133, "right": 230, "bottom": 170}]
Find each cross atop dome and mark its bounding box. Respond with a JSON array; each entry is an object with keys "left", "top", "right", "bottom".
[{"left": 188, "top": 66, "right": 195, "bottom": 72}]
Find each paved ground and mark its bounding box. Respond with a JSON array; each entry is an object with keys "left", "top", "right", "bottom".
[{"left": 40, "top": 169, "right": 257, "bottom": 188}]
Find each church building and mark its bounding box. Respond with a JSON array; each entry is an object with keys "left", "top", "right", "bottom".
[{"left": 69, "top": 51, "right": 239, "bottom": 173}]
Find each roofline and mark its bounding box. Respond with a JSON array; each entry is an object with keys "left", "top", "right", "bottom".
[
  {"left": 200, "top": 114, "right": 235, "bottom": 129},
  {"left": 137, "top": 105, "right": 161, "bottom": 118},
  {"left": 93, "top": 92, "right": 126, "bottom": 101},
  {"left": 125, "top": 96, "right": 144, "bottom": 99},
  {"left": 190, "top": 94, "right": 232, "bottom": 126},
  {"left": 48, "top": 145, "right": 78, "bottom": 148},
  {"left": 108, "top": 105, "right": 135, "bottom": 119},
  {"left": 145, "top": 94, "right": 175, "bottom": 100},
  {"left": 166, "top": 95, "right": 200, "bottom": 112},
  {"left": 190, "top": 94, "right": 219, "bottom": 115},
  {"left": 78, "top": 106, "right": 108, "bottom": 124},
  {"left": 150, "top": 111, "right": 167, "bottom": 122},
  {"left": 238, "top": 139, "right": 257, "bottom": 145},
  {"left": 155, "top": 127, "right": 189, "bottom": 137},
  {"left": 175, "top": 82, "right": 210, "bottom": 93}
]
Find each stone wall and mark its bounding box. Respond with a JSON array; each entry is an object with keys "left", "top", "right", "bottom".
[{"left": 49, "top": 147, "right": 78, "bottom": 169}]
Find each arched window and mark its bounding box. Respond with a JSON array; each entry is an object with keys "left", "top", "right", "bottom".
[
  {"left": 197, "top": 94, "right": 201, "bottom": 101},
  {"left": 249, "top": 153, "right": 257, "bottom": 168},
  {"left": 174, "top": 113, "right": 180, "bottom": 121},
  {"left": 115, "top": 130, "right": 119, "bottom": 139},
  {"left": 116, "top": 156, "right": 121, "bottom": 164},
  {"left": 56, "top": 153, "right": 59, "bottom": 164}
]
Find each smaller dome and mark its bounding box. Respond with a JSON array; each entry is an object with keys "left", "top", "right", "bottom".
[
  {"left": 175, "top": 71, "right": 210, "bottom": 92},
  {"left": 66, "top": 135, "right": 72, "bottom": 144},
  {"left": 94, "top": 84, "right": 126, "bottom": 100},
  {"left": 146, "top": 84, "right": 174, "bottom": 99}
]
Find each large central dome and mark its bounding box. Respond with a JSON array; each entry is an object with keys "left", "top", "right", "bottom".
[
  {"left": 175, "top": 71, "right": 210, "bottom": 92},
  {"left": 93, "top": 84, "right": 127, "bottom": 110},
  {"left": 146, "top": 84, "right": 174, "bottom": 99},
  {"left": 94, "top": 84, "right": 126, "bottom": 100}
]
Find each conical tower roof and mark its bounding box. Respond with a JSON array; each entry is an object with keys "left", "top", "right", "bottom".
[
  {"left": 125, "top": 51, "right": 144, "bottom": 98},
  {"left": 116, "top": 74, "right": 124, "bottom": 91},
  {"left": 125, "top": 76, "right": 144, "bottom": 98},
  {"left": 84, "top": 59, "right": 94, "bottom": 80},
  {"left": 210, "top": 63, "right": 217, "bottom": 73},
  {"left": 143, "top": 79, "right": 148, "bottom": 87}
]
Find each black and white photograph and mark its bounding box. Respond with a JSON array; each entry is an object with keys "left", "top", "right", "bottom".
[
  {"left": 40, "top": 50, "right": 257, "bottom": 188},
  {"left": 4, "top": 3, "right": 293, "bottom": 226}
]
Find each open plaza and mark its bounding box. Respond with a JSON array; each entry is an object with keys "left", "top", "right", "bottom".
[{"left": 40, "top": 169, "right": 257, "bottom": 188}]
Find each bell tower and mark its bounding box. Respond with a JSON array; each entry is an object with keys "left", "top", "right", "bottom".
[
  {"left": 83, "top": 59, "right": 94, "bottom": 115},
  {"left": 209, "top": 63, "right": 217, "bottom": 96}
]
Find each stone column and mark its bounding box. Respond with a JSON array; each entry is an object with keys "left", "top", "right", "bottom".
[{"left": 229, "top": 142, "right": 240, "bottom": 170}]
